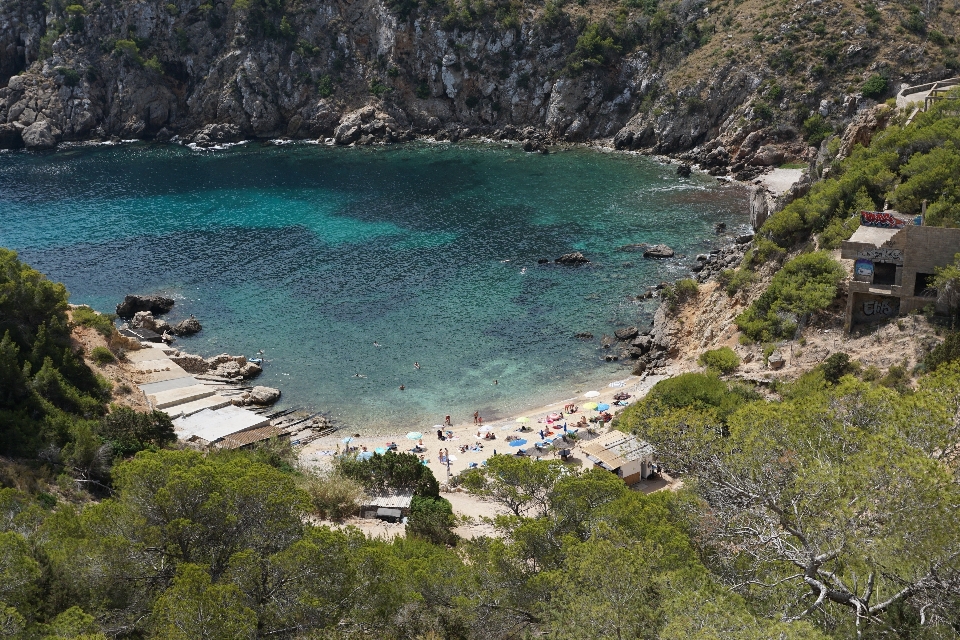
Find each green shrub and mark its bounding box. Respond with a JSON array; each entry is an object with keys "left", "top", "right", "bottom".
[
  {"left": 861, "top": 74, "right": 888, "bottom": 99},
  {"left": 369, "top": 79, "right": 390, "bottom": 97},
  {"left": 71, "top": 306, "right": 116, "bottom": 338},
  {"left": 336, "top": 451, "right": 440, "bottom": 497},
  {"left": 301, "top": 470, "right": 364, "bottom": 519},
  {"left": 406, "top": 495, "right": 456, "bottom": 545},
  {"left": 565, "top": 23, "right": 621, "bottom": 75},
  {"left": 924, "top": 331, "right": 960, "bottom": 372},
  {"left": 98, "top": 406, "right": 176, "bottom": 457},
  {"left": 818, "top": 214, "right": 860, "bottom": 249},
  {"left": 736, "top": 252, "right": 845, "bottom": 342},
  {"left": 661, "top": 278, "right": 699, "bottom": 310},
  {"left": 699, "top": 347, "right": 740, "bottom": 374},
  {"left": 802, "top": 114, "right": 832, "bottom": 147},
  {"left": 819, "top": 352, "right": 852, "bottom": 384},
  {"left": 55, "top": 67, "right": 81, "bottom": 87},
  {"left": 415, "top": 81, "right": 431, "bottom": 99},
  {"left": 90, "top": 346, "right": 115, "bottom": 366},
  {"left": 753, "top": 101, "right": 774, "bottom": 122},
  {"left": 643, "top": 372, "right": 759, "bottom": 420},
  {"left": 143, "top": 56, "right": 163, "bottom": 74},
  {"left": 317, "top": 74, "right": 334, "bottom": 97},
  {"left": 719, "top": 268, "right": 756, "bottom": 296}
]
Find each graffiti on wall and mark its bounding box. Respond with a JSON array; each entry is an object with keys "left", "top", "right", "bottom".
[
  {"left": 854, "top": 259, "right": 874, "bottom": 279},
  {"left": 855, "top": 247, "right": 903, "bottom": 265},
  {"left": 861, "top": 211, "right": 907, "bottom": 229},
  {"left": 852, "top": 294, "right": 901, "bottom": 326}
]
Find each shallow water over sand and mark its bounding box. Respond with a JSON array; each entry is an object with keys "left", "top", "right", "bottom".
[{"left": 0, "top": 141, "right": 749, "bottom": 431}]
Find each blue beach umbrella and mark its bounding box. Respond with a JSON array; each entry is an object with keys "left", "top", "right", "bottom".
[
  {"left": 342, "top": 437, "right": 353, "bottom": 444},
  {"left": 406, "top": 432, "right": 423, "bottom": 440},
  {"left": 357, "top": 451, "right": 374, "bottom": 461},
  {"left": 374, "top": 447, "right": 387, "bottom": 454},
  {"left": 596, "top": 403, "right": 610, "bottom": 411},
  {"left": 509, "top": 439, "right": 528, "bottom": 447}
]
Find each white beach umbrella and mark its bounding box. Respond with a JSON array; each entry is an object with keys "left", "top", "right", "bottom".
[{"left": 584, "top": 390, "right": 601, "bottom": 398}]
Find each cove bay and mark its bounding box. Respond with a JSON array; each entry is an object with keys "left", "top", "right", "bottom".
[{"left": 0, "top": 141, "right": 748, "bottom": 431}]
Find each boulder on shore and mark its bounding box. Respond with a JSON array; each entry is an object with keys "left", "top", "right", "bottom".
[
  {"left": 643, "top": 244, "right": 675, "bottom": 259},
  {"left": 614, "top": 326, "right": 639, "bottom": 341},
  {"left": 131, "top": 311, "right": 172, "bottom": 334},
  {"left": 171, "top": 316, "right": 202, "bottom": 336},
  {"left": 555, "top": 252, "right": 590, "bottom": 265},
  {"left": 233, "top": 386, "right": 281, "bottom": 406},
  {"left": 117, "top": 295, "right": 175, "bottom": 318}
]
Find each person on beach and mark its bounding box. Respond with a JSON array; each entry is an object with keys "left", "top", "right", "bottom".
[
  {"left": 473, "top": 411, "right": 479, "bottom": 425},
  {"left": 478, "top": 415, "right": 483, "bottom": 426},
  {"left": 445, "top": 415, "right": 452, "bottom": 426}
]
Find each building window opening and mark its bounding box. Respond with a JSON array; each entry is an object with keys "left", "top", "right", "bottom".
[
  {"left": 915, "top": 272, "right": 938, "bottom": 297},
  {"left": 873, "top": 262, "right": 897, "bottom": 286}
]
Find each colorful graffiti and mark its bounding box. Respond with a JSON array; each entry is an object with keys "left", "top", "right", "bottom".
[
  {"left": 860, "top": 211, "right": 907, "bottom": 228},
  {"left": 854, "top": 259, "right": 874, "bottom": 278}
]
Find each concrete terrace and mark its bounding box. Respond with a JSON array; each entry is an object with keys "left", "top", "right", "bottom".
[{"left": 129, "top": 344, "right": 274, "bottom": 448}]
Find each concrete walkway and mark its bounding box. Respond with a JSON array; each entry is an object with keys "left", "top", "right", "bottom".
[{"left": 897, "top": 78, "right": 960, "bottom": 109}]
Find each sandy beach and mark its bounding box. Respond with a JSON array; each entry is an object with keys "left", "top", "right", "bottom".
[{"left": 300, "top": 371, "right": 670, "bottom": 480}]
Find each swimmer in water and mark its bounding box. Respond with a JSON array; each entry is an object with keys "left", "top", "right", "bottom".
[
  {"left": 354, "top": 373, "right": 366, "bottom": 378},
  {"left": 373, "top": 341, "right": 381, "bottom": 347},
  {"left": 414, "top": 362, "right": 420, "bottom": 370}
]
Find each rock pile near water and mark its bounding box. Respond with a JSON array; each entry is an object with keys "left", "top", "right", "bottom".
[
  {"left": 170, "top": 352, "right": 262, "bottom": 380},
  {"left": 690, "top": 242, "right": 749, "bottom": 283}
]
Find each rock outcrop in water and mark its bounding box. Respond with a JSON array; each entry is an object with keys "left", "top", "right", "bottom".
[
  {"left": 171, "top": 316, "right": 202, "bottom": 336},
  {"left": 117, "top": 295, "right": 175, "bottom": 318},
  {"left": 555, "top": 252, "right": 589, "bottom": 266},
  {"left": 0, "top": 0, "right": 944, "bottom": 166}
]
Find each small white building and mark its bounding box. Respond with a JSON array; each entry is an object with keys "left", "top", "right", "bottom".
[{"left": 581, "top": 431, "right": 655, "bottom": 485}]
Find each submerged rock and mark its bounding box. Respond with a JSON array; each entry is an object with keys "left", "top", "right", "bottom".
[
  {"left": 117, "top": 295, "right": 175, "bottom": 318},
  {"left": 643, "top": 244, "right": 675, "bottom": 259},
  {"left": 555, "top": 252, "right": 590, "bottom": 265}
]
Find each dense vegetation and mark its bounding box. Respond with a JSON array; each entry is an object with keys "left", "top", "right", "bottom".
[
  {"left": 617, "top": 365, "right": 960, "bottom": 636},
  {"left": 762, "top": 95, "right": 960, "bottom": 250}
]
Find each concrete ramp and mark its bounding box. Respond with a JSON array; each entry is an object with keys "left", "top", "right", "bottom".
[
  {"left": 149, "top": 384, "right": 216, "bottom": 410},
  {"left": 162, "top": 395, "right": 232, "bottom": 418}
]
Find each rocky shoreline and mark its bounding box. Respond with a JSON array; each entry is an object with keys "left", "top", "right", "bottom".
[{"left": 115, "top": 293, "right": 282, "bottom": 408}]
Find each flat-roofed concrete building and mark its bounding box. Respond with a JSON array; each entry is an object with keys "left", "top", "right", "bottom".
[
  {"left": 581, "top": 430, "right": 655, "bottom": 485},
  {"left": 841, "top": 213, "right": 960, "bottom": 330}
]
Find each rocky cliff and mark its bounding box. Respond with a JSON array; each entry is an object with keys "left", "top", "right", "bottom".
[{"left": 0, "top": 0, "right": 955, "bottom": 166}]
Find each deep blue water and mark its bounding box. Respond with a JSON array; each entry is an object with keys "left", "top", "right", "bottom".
[{"left": 0, "top": 141, "right": 749, "bottom": 432}]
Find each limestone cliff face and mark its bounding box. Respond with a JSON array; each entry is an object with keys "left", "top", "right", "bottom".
[{"left": 0, "top": 0, "right": 953, "bottom": 159}]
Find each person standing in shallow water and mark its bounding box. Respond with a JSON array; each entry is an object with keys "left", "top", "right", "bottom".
[{"left": 473, "top": 411, "right": 479, "bottom": 425}]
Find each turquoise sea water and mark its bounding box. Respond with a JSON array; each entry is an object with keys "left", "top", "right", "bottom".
[{"left": 0, "top": 141, "right": 749, "bottom": 432}]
